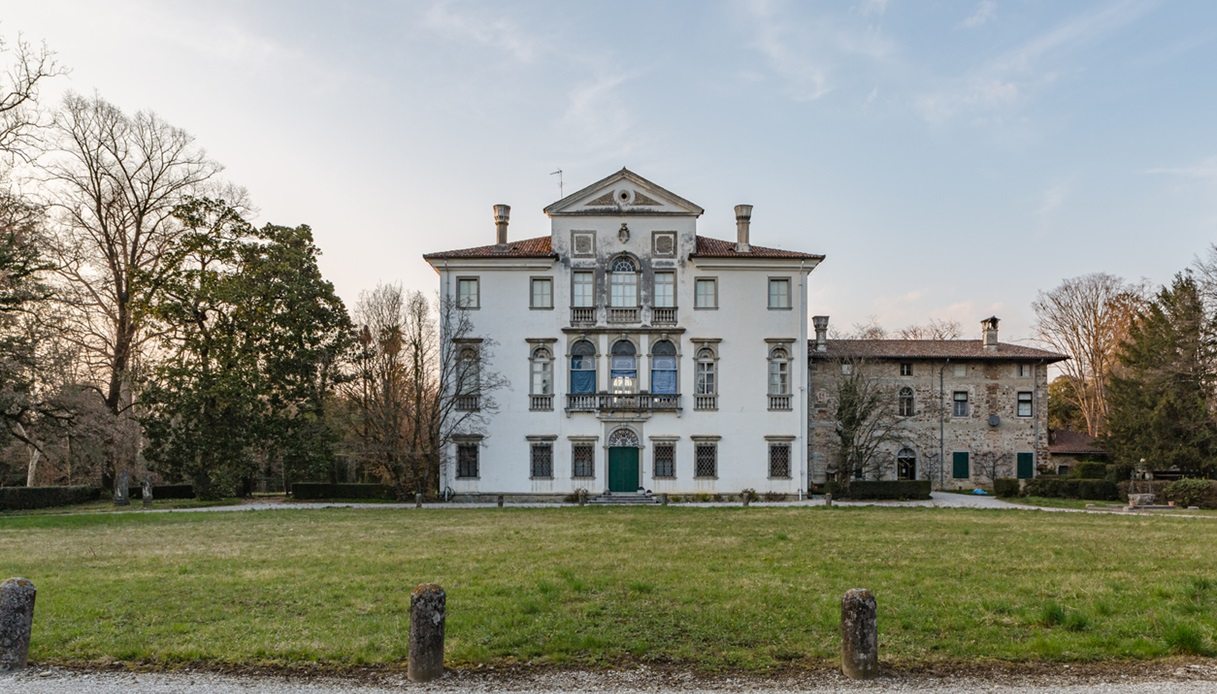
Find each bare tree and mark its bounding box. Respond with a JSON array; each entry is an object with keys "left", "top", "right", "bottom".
[
  {"left": 974, "top": 451, "right": 1013, "bottom": 485},
  {"left": 1033, "top": 273, "right": 1146, "bottom": 437},
  {"left": 829, "top": 359, "right": 900, "bottom": 485},
  {"left": 0, "top": 32, "right": 62, "bottom": 162},
  {"left": 897, "top": 318, "right": 961, "bottom": 340},
  {"left": 38, "top": 93, "right": 222, "bottom": 489}
]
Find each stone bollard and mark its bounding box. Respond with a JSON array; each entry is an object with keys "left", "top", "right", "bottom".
[
  {"left": 742, "top": 494, "right": 751, "bottom": 507},
  {"left": 825, "top": 492, "right": 833, "bottom": 508},
  {"left": 0, "top": 577, "right": 36, "bottom": 672},
  {"left": 141, "top": 479, "right": 153, "bottom": 509},
  {"left": 840, "top": 588, "right": 878, "bottom": 680},
  {"left": 415, "top": 492, "right": 423, "bottom": 509},
  {"left": 496, "top": 495, "right": 504, "bottom": 508},
  {"left": 408, "top": 583, "right": 446, "bottom": 682},
  {"left": 577, "top": 489, "right": 586, "bottom": 507},
  {"left": 660, "top": 493, "right": 669, "bottom": 507},
  {"left": 114, "top": 470, "right": 130, "bottom": 506}
]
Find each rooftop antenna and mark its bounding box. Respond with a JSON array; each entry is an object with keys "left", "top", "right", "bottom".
[{"left": 550, "top": 169, "right": 564, "bottom": 198}]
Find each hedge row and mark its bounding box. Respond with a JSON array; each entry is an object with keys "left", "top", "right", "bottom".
[
  {"left": 825, "top": 480, "right": 932, "bottom": 500},
  {"left": 1024, "top": 477, "right": 1119, "bottom": 501},
  {"left": 0, "top": 485, "right": 101, "bottom": 510},
  {"left": 292, "top": 482, "right": 396, "bottom": 500},
  {"left": 993, "top": 478, "right": 1021, "bottom": 498},
  {"left": 128, "top": 484, "right": 195, "bottom": 500}
]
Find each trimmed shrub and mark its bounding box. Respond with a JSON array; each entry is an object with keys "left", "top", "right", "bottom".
[
  {"left": 291, "top": 482, "right": 395, "bottom": 500},
  {"left": 993, "top": 478, "right": 1022, "bottom": 498},
  {"left": 1163, "top": 478, "right": 1217, "bottom": 508},
  {"left": 1071, "top": 461, "right": 1108, "bottom": 479},
  {"left": 1024, "top": 478, "right": 1119, "bottom": 500},
  {"left": 129, "top": 484, "right": 195, "bottom": 500},
  {"left": 0, "top": 485, "right": 101, "bottom": 510},
  {"left": 825, "top": 480, "right": 931, "bottom": 500}
]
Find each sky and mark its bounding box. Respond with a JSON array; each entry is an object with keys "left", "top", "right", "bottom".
[{"left": 4, "top": 0, "right": 1216, "bottom": 344}]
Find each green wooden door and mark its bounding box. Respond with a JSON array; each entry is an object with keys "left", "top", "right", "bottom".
[
  {"left": 952, "top": 452, "right": 970, "bottom": 479},
  {"left": 608, "top": 447, "right": 639, "bottom": 492},
  {"left": 1017, "top": 452, "right": 1034, "bottom": 479}
]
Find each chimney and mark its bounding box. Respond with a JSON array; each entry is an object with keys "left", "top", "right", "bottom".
[
  {"left": 493, "top": 204, "right": 510, "bottom": 246},
  {"left": 981, "top": 316, "right": 1000, "bottom": 351},
  {"left": 734, "top": 204, "right": 752, "bottom": 253},
  {"left": 813, "top": 315, "right": 829, "bottom": 352}
]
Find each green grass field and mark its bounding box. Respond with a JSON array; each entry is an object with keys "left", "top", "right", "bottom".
[{"left": 2, "top": 506, "right": 1216, "bottom": 672}]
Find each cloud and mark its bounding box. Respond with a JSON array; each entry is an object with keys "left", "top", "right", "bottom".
[
  {"left": 558, "top": 71, "right": 641, "bottom": 160},
  {"left": 858, "top": 0, "right": 889, "bottom": 18},
  {"left": 423, "top": 0, "right": 536, "bottom": 63},
  {"left": 1146, "top": 156, "right": 1217, "bottom": 182},
  {"left": 961, "top": 0, "right": 998, "bottom": 29},
  {"left": 745, "top": 0, "right": 832, "bottom": 101},
  {"left": 1036, "top": 178, "right": 1073, "bottom": 217}
]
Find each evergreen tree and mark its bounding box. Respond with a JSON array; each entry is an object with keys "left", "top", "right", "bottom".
[{"left": 1107, "top": 274, "right": 1217, "bottom": 474}]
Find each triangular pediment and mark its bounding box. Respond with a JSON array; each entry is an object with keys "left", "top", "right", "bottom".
[{"left": 543, "top": 168, "right": 704, "bottom": 217}]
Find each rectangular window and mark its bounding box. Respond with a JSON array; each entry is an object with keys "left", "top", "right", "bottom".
[
  {"left": 530, "top": 442, "right": 553, "bottom": 479},
  {"left": 456, "top": 277, "right": 479, "bottom": 309},
  {"left": 694, "top": 442, "right": 717, "bottom": 478},
  {"left": 953, "top": 391, "right": 969, "bottom": 417},
  {"left": 953, "top": 364, "right": 967, "bottom": 377},
  {"left": 653, "top": 272, "right": 675, "bottom": 308},
  {"left": 1017, "top": 391, "right": 1033, "bottom": 417},
  {"left": 1017, "top": 363, "right": 1032, "bottom": 378},
  {"left": 653, "top": 442, "right": 676, "bottom": 478},
  {"left": 768, "top": 278, "right": 791, "bottom": 309},
  {"left": 694, "top": 278, "right": 717, "bottom": 309},
  {"left": 952, "top": 451, "right": 969, "bottom": 479},
  {"left": 530, "top": 278, "right": 553, "bottom": 309},
  {"left": 572, "top": 271, "right": 594, "bottom": 307},
  {"left": 456, "top": 443, "right": 479, "bottom": 478},
  {"left": 768, "top": 443, "right": 791, "bottom": 479},
  {"left": 572, "top": 443, "right": 595, "bottom": 479},
  {"left": 900, "top": 362, "right": 912, "bottom": 376}
]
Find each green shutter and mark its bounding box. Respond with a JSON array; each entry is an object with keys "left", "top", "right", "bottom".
[
  {"left": 952, "top": 452, "right": 970, "bottom": 479},
  {"left": 1017, "top": 452, "right": 1034, "bottom": 480}
]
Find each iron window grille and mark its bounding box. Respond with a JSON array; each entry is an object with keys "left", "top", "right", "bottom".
[
  {"left": 768, "top": 443, "right": 791, "bottom": 479},
  {"left": 694, "top": 443, "right": 717, "bottom": 478},
  {"left": 530, "top": 442, "right": 553, "bottom": 479},
  {"left": 653, "top": 442, "right": 676, "bottom": 478},
  {"left": 456, "top": 443, "right": 479, "bottom": 478},
  {"left": 572, "top": 443, "right": 595, "bottom": 479}
]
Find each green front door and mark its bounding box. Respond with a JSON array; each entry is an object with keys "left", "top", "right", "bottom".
[
  {"left": 1017, "top": 452, "right": 1034, "bottom": 479},
  {"left": 608, "top": 447, "right": 639, "bottom": 492}
]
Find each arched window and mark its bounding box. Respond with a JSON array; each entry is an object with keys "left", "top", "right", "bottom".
[
  {"left": 650, "top": 340, "right": 677, "bottom": 394},
  {"left": 898, "top": 386, "right": 914, "bottom": 417},
  {"left": 530, "top": 346, "right": 553, "bottom": 395},
  {"left": 897, "top": 447, "right": 917, "bottom": 481},
  {"left": 610, "top": 339, "right": 637, "bottom": 393},
  {"left": 608, "top": 427, "right": 640, "bottom": 448},
  {"left": 767, "top": 346, "right": 790, "bottom": 396},
  {"left": 569, "top": 340, "right": 596, "bottom": 394},
  {"left": 609, "top": 256, "right": 638, "bottom": 307},
  {"left": 695, "top": 347, "right": 717, "bottom": 395}
]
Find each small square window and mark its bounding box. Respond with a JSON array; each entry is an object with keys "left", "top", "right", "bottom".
[
  {"left": 694, "top": 278, "right": 717, "bottom": 309},
  {"left": 953, "top": 391, "right": 969, "bottom": 417},
  {"left": 1017, "top": 363, "right": 1033, "bottom": 378},
  {"left": 768, "top": 278, "right": 791, "bottom": 309},
  {"left": 694, "top": 442, "right": 717, "bottom": 478},
  {"left": 653, "top": 442, "right": 676, "bottom": 478},
  {"left": 953, "top": 364, "right": 967, "bottom": 377},
  {"left": 1017, "top": 391, "right": 1033, "bottom": 417},
  {"left": 530, "top": 277, "right": 553, "bottom": 309},
  {"left": 768, "top": 443, "right": 791, "bottom": 479},
  {"left": 572, "top": 443, "right": 595, "bottom": 479},
  {"left": 456, "top": 277, "right": 479, "bottom": 309},
  {"left": 900, "top": 363, "right": 913, "bottom": 376},
  {"left": 456, "top": 443, "right": 479, "bottom": 478},
  {"left": 530, "top": 442, "right": 553, "bottom": 478}
]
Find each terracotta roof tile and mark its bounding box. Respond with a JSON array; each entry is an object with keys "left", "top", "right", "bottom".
[
  {"left": 1048, "top": 429, "right": 1108, "bottom": 456},
  {"left": 693, "top": 235, "right": 824, "bottom": 260},
  {"left": 809, "top": 339, "right": 1069, "bottom": 362},
  {"left": 423, "top": 235, "right": 555, "bottom": 260}
]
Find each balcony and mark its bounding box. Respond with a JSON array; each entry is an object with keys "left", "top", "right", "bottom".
[
  {"left": 693, "top": 394, "right": 718, "bottom": 411},
  {"left": 566, "top": 392, "right": 681, "bottom": 413},
  {"left": 529, "top": 394, "right": 554, "bottom": 411},
  {"left": 454, "top": 394, "right": 480, "bottom": 412},
  {"left": 768, "top": 394, "right": 792, "bottom": 411},
  {"left": 570, "top": 306, "right": 596, "bottom": 325},
  {"left": 651, "top": 306, "right": 677, "bottom": 325},
  {"left": 606, "top": 306, "right": 640, "bottom": 324}
]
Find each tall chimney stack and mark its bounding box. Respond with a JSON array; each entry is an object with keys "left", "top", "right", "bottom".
[
  {"left": 493, "top": 204, "right": 510, "bottom": 246},
  {"left": 734, "top": 204, "right": 752, "bottom": 253},
  {"left": 813, "top": 315, "right": 829, "bottom": 352},
  {"left": 981, "top": 316, "right": 1000, "bottom": 351}
]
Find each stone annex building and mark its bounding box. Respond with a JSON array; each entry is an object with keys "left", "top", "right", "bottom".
[{"left": 424, "top": 169, "right": 1067, "bottom": 499}]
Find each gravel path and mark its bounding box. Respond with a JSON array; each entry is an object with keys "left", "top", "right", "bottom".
[{"left": 6, "top": 665, "right": 1217, "bottom": 693}]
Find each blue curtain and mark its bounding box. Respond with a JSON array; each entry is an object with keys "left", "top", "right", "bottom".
[{"left": 571, "top": 370, "right": 595, "bottom": 394}]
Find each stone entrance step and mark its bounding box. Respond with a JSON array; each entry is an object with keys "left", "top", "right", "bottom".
[{"left": 587, "top": 493, "right": 659, "bottom": 505}]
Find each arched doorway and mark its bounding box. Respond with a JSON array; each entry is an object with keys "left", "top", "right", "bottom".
[
  {"left": 607, "top": 427, "right": 641, "bottom": 493},
  {"left": 897, "top": 447, "right": 917, "bottom": 481}
]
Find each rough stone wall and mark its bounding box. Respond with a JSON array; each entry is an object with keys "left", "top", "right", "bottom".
[{"left": 808, "top": 358, "right": 1050, "bottom": 490}]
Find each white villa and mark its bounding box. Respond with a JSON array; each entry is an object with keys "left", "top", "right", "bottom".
[{"left": 424, "top": 169, "right": 824, "bottom": 499}]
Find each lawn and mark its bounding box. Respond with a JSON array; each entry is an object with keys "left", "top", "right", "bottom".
[{"left": 2, "top": 505, "right": 1216, "bottom": 672}]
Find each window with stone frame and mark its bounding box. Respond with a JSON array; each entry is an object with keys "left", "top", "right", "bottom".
[
  {"left": 1017, "top": 391, "right": 1033, "bottom": 417},
  {"left": 530, "top": 441, "right": 553, "bottom": 479},
  {"left": 768, "top": 346, "right": 791, "bottom": 395},
  {"left": 653, "top": 271, "right": 676, "bottom": 308},
  {"left": 768, "top": 442, "right": 791, "bottom": 479},
  {"left": 530, "top": 345, "right": 553, "bottom": 396},
  {"left": 899, "top": 362, "right": 913, "bottom": 376},
  {"left": 653, "top": 441, "right": 676, "bottom": 479},
  {"left": 695, "top": 347, "right": 717, "bottom": 394},
  {"left": 694, "top": 277, "right": 717, "bottom": 309},
  {"left": 572, "top": 271, "right": 595, "bottom": 307},
  {"left": 572, "top": 442, "right": 595, "bottom": 478},
  {"left": 694, "top": 441, "right": 717, "bottom": 478},
  {"left": 456, "top": 443, "right": 479, "bottom": 478},
  {"left": 767, "top": 277, "right": 791, "bottom": 309},
  {"left": 609, "top": 256, "right": 638, "bottom": 307},
  {"left": 898, "top": 386, "right": 915, "bottom": 417},
  {"left": 953, "top": 390, "right": 970, "bottom": 417},
  {"left": 456, "top": 277, "right": 479, "bottom": 309},
  {"left": 530, "top": 277, "right": 553, "bottom": 309}
]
